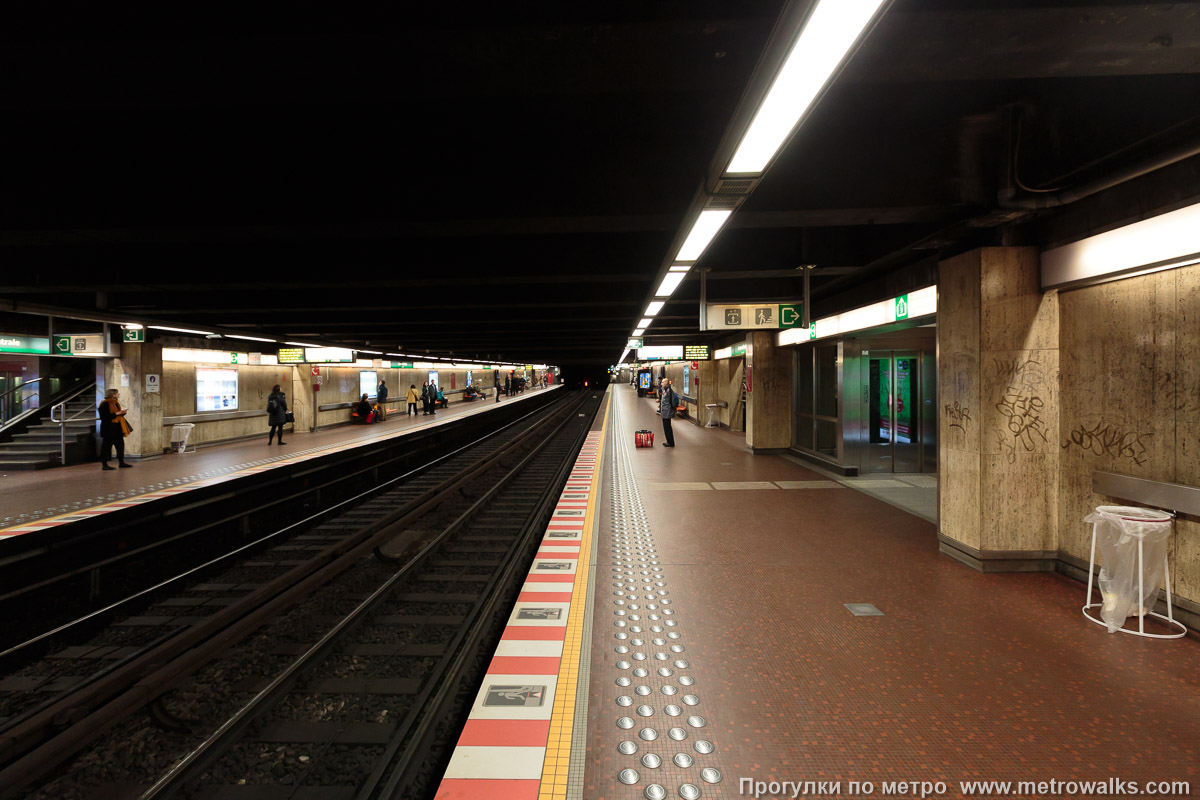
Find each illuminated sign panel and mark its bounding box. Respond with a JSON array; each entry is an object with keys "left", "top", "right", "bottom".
[
  {"left": 0, "top": 335, "right": 50, "bottom": 355},
  {"left": 277, "top": 347, "right": 305, "bottom": 364},
  {"left": 684, "top": 345, "right": 710, "bottom": 360},
  {"left": 637, "top": 345, "right": 683, "bottom": 361},
  {"left": 305, "top": 347, "right": 355, "bottom": 363}
]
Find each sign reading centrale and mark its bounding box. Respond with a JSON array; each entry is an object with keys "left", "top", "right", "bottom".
[{"left": 0, "top": 335, "right": 50, "bottom": 355}]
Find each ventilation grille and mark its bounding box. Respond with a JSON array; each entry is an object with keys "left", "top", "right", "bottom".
[
  {"left": 713, "top": 177, "right": 757, "bottom": 195},
  {"left": 704, "top": 195, "right": 743, "bottom": 210}
]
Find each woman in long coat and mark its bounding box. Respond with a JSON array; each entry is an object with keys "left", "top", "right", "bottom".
[{"left": 267, "top": 384, "right": 288, "bottom": 445}]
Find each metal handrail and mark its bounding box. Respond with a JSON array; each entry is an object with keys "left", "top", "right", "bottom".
[
  {"left": 50, "top": 383, "right": 99, "bottom": 465},
  {"left": 0, "top": 377, "right": 43, "bottom": 425}
]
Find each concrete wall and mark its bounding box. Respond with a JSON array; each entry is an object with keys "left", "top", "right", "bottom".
[
  {"left": 1058, "top": 263, "right": 1200, "bottom": 607},
  {"left": 938, "top": 246, "right": 1199, "bottom": 613},
  {"left": 707, "top": 357, "right": 745, "bottom": 431},
  {"left": 162, "top": 361, "right": 294, "bottom": 447},
  {"left": 746, "top": 331, "right": 792, "bottom": 450}
]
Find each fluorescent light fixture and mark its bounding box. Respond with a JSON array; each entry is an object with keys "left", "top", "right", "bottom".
[
  {"left": 644, "top": 301, "right": 665, "bottom": 316},
  {"left": 676, "top": 209, "right": 732, "bottom": 262},
  {"left": 386, "top": 353, "right": 406, "bottom": 358},
  {"left": 285, "top": 341, "right": 323, "bottom": 348},
  {"left": 227, "top": 334, "right": 277, "bottom": 343},
  {"left": 669, "top": 265, "right": 689, "bottom": 272},
  {"left": 727, "top": 0, "right": 888, "bottom": 175},
  {"left": 632, "top": 328, "right": 645, "bottom": 336},
  {"left": 777, "top": 285, "right": 937, "bottom": 345},
  {"left": 654, "top": 271, "right": 688, "bottom": 298},
  {"left": 148, "top": 325, "right": 215, "bottom": 335},
  {"left": 713, "top": 345, "right": 733, "bottom": 360},
  {"left": 1041, "top": 201, "right": 1200, "bottom": 289},
  {"left": 638, "top": 318, "right": 653, "bottom": 329},
  {"left": 121, "top": 323, "right": 144, "bottom": 330},
  {"left": 359, "top": 349, "right": 383, "bottom": 354}
]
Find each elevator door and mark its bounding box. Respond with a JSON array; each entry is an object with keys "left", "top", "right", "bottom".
[{"left": 864, "top": 351, "right": 922, "bottom": 473}]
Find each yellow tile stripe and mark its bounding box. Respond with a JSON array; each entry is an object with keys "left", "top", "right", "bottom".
[{"left": 537, "top": 402, "right": 610, "bottom": 800}]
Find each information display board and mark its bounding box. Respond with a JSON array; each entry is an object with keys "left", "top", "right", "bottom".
[
  {"left": 305, "top": 347, "right": 355, "bottom": 363},
  {"left": 639, "top": 372, "right": 652, "bottom": 390},
  {"left": 360, "top": 370, "right": 378, "bottom": 399},
  {"left": 684, "top": 345, "right": 710, "bottom": 360},
  {"left": 196, "top": 368, "right": 238, "bottom": 412},
  {"left": 466, "top": 371, "right": 473, "bottom": 386},
  {"left": 637, "top": 345, "right": 683, "bottom": 361},
  {"left": 427, "top": 370, "right": 439, "bottom": 389},
  {"left": 277, "top": 347, "right": 305, "bottom": 364}
]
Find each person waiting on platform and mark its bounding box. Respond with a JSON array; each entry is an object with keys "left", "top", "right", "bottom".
[
  {"left": 406, "top": 383, "right": 420, "bottom": 415},
  {"left": 267, "top": 384, "right": 288, "bottom": 445},
  {"left": 436, "top": 385, "right": 447, "bottom": 408},
  {"left": 658, "top": 377, "right": 679, "bottom": 448},
  {"left": 376, "top": 379, "right": 389, "bottom": 421},
  {"left": 98, "top": 388, "right": 133, "bottom": 470},
  {"left": 353, "top": 393, "right": 372, "bottom": 423}
]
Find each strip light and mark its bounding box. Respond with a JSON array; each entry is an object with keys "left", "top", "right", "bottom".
[
  {"left": 632, "top": 328, "right": 645, "bottom": 337},
  {"left": 727, "top": 0, "right": 888, "bottom": 175},
  {"left": 1042, "top": 201, "right": 1200, "bottom": 289},
  {"left": 654, "top": 270, "right": 688, "bottom": 298},
  {"left": 777, "top": 285, "right": 937, "bottom": 345},
  {"left": 676, "top": 209, "right": 732, "bottom": 262},
  {"left": 227, "top": 334, "right": 277, "bottom": 343},
  {"left": 637, "top": 318, "right": 653, "bottom": 329},
  {"left": 644, "top": 301, "right": 665, "bottom": 317},
  {"left": 149, "top": 325, "right": 214, "bottom": 336},
  {"left": 285, "top": 341, "right": 323, "bottom": 348}
]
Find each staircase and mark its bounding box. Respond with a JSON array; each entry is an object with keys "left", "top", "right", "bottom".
[{"left": 0, "top": 394, "right": 97, "bottom": 470}]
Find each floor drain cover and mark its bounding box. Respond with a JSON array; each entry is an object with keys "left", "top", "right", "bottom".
[{"left": 844, "top": 603, "right": 884, "bottom": 616}]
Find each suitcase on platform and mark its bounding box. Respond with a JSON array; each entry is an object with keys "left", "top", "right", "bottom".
[{"left": 635, "top": 429, "right": 654, "bottom": 448}]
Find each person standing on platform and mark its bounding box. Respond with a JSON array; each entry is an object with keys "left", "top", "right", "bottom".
[
  {"left": 421, "top": 381, "right": 432, "bottom": 415},
  {"left": 98, "top": 388, "right": 133, "bottom": 469},
  {"left": 504, "top": 374, "right": 510, "bottom": 397},
  {"left": 429, "top": 381, "right": 438, "bottom": 415},
  {"left": 406, "top": 383, "right": 420, "bottom": 415},
  {"left": 266, "top": 384, "right": 288, "bottom": 445},
  {"left": 658, "top": 377, "right": 678, "bottom": 448},
  {"left": 494, "top": 372, "right": 501, "bottom": 402},
  {"left": 376, "top": 379, "right": 389, "bottom": 421}
]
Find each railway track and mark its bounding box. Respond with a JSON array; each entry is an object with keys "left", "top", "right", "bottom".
[{"left": 0, "top": 389, "right": 601, "bottom": 799}]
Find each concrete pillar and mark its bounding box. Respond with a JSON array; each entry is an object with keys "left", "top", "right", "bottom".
[
  {"left": 103, "top": 342, "right": 164, "bottom": 459},
  {"left": 289, "top": 365, "right": 315, "bottom": 433},
  {"left": 745, "top": 330, "right": 792, "bottom": 451},
  {"left": 694, "top": 360, "right": 716, "bottom": 427},
  {"left": 937, "top": 247, "right": 1060, "bottom": 571}
]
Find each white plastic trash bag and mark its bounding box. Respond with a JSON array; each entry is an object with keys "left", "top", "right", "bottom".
[
  {"left": 171, "top": 423, "right": 196, "bottom": 453},
  {"left": 1085, "top": 506, "right": 1172, "bottom": 634}
]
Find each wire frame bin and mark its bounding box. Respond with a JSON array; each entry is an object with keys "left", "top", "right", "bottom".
[
  {"left": 170, "top": 423, "right": 196, "bottom": 454},
  {"left": 1082, "top": 505, "right": 1186, "bottom": 639}
]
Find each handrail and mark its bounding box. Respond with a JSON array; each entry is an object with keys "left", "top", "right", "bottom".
[
  {"left": 51, "top": 383, "right": 98, "bottom": 465},
  {"left": 0, "top": 378, "right": 43, "bottom": 426}
]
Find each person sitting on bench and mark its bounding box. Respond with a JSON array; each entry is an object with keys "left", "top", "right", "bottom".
[{"left": 352, "top": 393, "right": 372, "bottom": 423}]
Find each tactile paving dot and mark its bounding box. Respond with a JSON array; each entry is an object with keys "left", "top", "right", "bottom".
[
  {"left": 619, "top": 768, "right": 640, "bottom": 785},
  {"left": 645, "top": 785, "right": 667, "bottom": 800},
  {"left": 700, "top": 767, "right": 722, "bottom": 784},
  {"left": 673, "top": 753, "right": 694, "bottom": 768},
  {"left": 619, "top": 741, "right": 639, "bottom": 755},
  {"left": 641, "top": 753, "right": 662, "bottom": 769},
  {"left": 693, "top": 740, "right": 714, "bottom": 754},
  {"left": 638, "top": 727, "right": 659, "bottom": 741},
  {"left": 679, "top": 783, "right": 702, "bottom": 799}
]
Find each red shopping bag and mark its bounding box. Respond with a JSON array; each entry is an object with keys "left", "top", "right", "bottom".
[{"left": 634, "top": 430, "right": 654, "bottom": 448}]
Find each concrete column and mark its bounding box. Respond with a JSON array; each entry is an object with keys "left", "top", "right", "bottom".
[
  {"left": 289, "top": 365, "right": 315, "bottom": 433},
  {"left": 745, "top": 330, "right": 792, "bottom": 451},
  {"left": 694, "top": 360, "right": 716, "bottom": 427},
  {"left": 937, "top": 246, "right": 1059, "bottom": 571},
  {"left": 103, "top": 342, "right": 164, "bottom": 458}
]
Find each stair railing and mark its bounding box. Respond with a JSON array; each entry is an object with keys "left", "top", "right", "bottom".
[
  {"left": 50, "top": 383, "right": 99, "bottom": 465},
  {"left": 0, "top": 377, "right": 43, "bottom": 428}
]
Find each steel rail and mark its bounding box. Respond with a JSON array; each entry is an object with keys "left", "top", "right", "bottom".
[
  {"left": 0, "top": 393, "right": 574, "bottom": 798},
  {"left": 138, "top": 392, "right": 594, "bottom": 799}
]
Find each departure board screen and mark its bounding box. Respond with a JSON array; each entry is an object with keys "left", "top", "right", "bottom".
[{"left": 684, "top": 345, "right": 710, "bottom": 360}]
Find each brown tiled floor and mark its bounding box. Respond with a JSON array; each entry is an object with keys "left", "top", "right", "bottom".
[
  {"left": 584, "top": 386, "right": 1199, "bottom": 799},
  {"left": 0, "top": 387, "right": 556, "bottom": 525}
]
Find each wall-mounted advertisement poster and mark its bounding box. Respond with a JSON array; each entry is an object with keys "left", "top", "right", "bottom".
[
  {"left": 360, "top": 370, "right": 378, "bottom": 399},
  {"left": 196, "top": 368, "right": 238, "bottom": 412}
]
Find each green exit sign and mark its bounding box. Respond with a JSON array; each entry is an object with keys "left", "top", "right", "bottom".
[
  {"left": 122, "top": 328, "right": 145, "bottom": 342},
  {"left": 894, "top": 294, "right": 910, "bottom": 320}
]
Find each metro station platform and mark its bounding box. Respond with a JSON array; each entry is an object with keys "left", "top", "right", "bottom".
[
  {"left": 437, "top": 384, "right": 1199, "bottom": 800},
  {"left": 0, "top": 386, "right": 558, "bottom": 540}
]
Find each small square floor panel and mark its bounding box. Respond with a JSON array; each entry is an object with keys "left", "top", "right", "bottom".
[{"left": 843, "top": 603, "right": 884, "bottom": 616}]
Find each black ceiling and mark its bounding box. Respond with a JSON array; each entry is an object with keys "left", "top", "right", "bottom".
[{"left": 3, "top": 1, "right": 1199, "bottom": 365}]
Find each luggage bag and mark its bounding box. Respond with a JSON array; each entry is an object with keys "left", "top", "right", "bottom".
[{"left": 635, "top": 429, "right": 654, "bottom": 448}]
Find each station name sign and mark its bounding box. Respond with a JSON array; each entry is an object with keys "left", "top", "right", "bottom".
[
  {"left": 683, "top": 345, "right": 710, "bottom": 360},
  {"left": 0, "top": 335, "right": 50, "bottom": 355}
]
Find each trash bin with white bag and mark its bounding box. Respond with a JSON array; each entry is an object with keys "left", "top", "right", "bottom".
[
  {"left": 170, "top": 423, "right": 196, "bottom": 454},
  {"left": 1082, "top": 505, "right": 1186, "bottom": 638}
]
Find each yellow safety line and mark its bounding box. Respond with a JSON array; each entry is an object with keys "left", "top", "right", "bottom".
[{"left": 537, "top": 394, "right": 610, "bottom": 800}]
